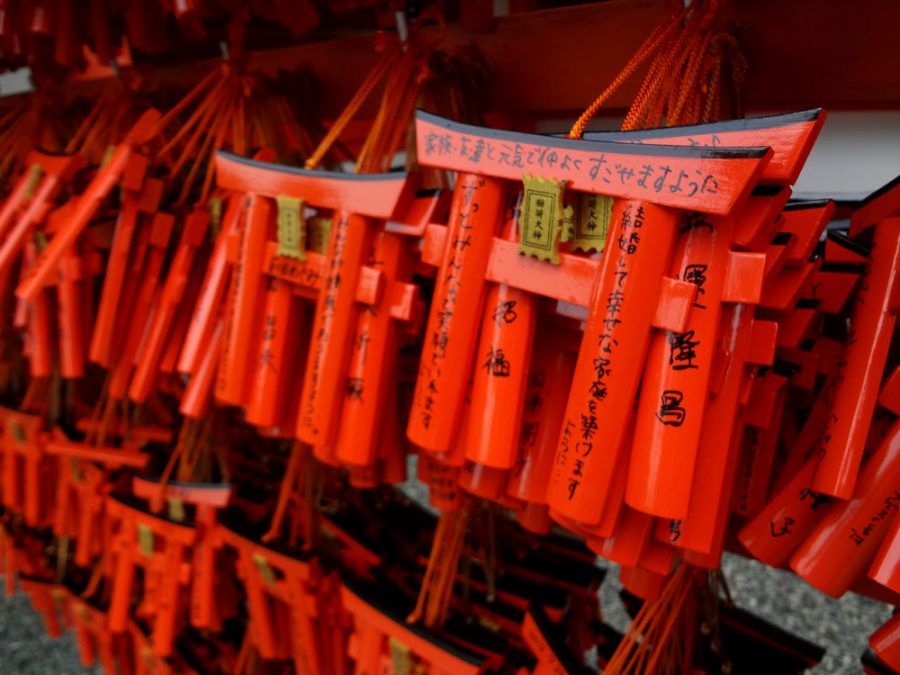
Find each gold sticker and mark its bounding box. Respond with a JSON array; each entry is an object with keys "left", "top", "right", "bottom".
[
  {"left": 137, "top": 523, "right": 154, "bottom": 557},
  {"left": 517, "top": 174, "right": 569, "bottom": 265},
  {"left": 23, "top": 164, "right": 43, "bottom": 200},
  {"left": 571, "top": 193, "right": 612, "bottom": 253},
  {"left": 478, "top": 615, "right": 502, "bottom": 633},
  {"left": 167, "top": 497, "right": 185, "bottom": 522},
  {"left": 389, "top": 637, "right": 412, "bottom": 675},
  {"left": 33, "top": 230, "right": 49, "bottom": 252},
  {"left": 8, "top": 420, "right": 25, "bottom": 445},
  {"left": 252, "top": 552, "right": 277, "bottom": 588},
  {"left": 308, "top": 216, "right": 332, "bottom": 255},
  {"left": 70, "top": 459, "right": 83, "bottom": 483},
  {"left": 100, "top": 145, "right": 116, "bottom": 170},
  {"left": 208, "top": 195, "right": 223, "bottom": 240},
  {"left": 275, "top": 195, "right": 306, "bottom": 261}
]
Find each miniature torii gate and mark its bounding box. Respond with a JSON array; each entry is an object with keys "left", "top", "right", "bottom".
[{"left": 409, "top": 110, "right": 822, "bottom": 538}]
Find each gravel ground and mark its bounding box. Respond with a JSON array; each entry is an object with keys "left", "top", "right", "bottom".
[
  {"left": 0, "top": 471, "right": 890, "bottom": 674},
  {"left": 598, "top": 555, "right": 893, "bottom": 674},
  {"left": 720, "top": 554, "right": 892, "bottom": 673},
  {"left": 0, "top": 584, "right": 98, "bottom": 674}
]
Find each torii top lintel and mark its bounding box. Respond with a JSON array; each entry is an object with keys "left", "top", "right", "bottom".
[{"left": 415, "top": 111, "right": 772, "bottom": 216}]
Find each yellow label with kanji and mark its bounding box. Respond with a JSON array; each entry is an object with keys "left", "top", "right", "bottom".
[
  {"left": 70, "top": 459, "right": 83, "bottom": 483},
  {"left": 9, "top": 420, "right": 25, "bottom": 445},
  {"left": 34, "top": 230, "right": 49, "bottom": 252},
  {"left": 252, "top": 552, "right": 277, "bottom": 588},
  {"left": 137, "top": 523, "right": 154, "bottom": 556},
  {"left": 275, "top": 195, "right": 306, "bottom": 261},
  {"left": 23, "top": 164, "right": 43, "bottom": 200},
  {"left": 167, "top": 498, "right": 185, "bottom": 522},
  {"left": 517, "top": 174, "right": 569, "bottom": 264},
  {"left": 570, "top": 193, "right": 612, "bottom": 252},
  {"left": 208, "top": 195, "right": 223, "bottom": 240},
  {"left": 389, "top": 637, "right": 412, "bottom": 675},
  {"left": 100, "top": 145, "right": 116, "bottom": 170},
  {"left": 308, "top": 216, "right": 332, "bottom": 255}
]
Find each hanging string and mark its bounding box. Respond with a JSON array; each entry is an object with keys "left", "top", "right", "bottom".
[
  {"left": 407, "top": 502, "right": 470, "bottom": 629},
  {"left": 304, "top": 3, "right": 445, "bottom": 171},
  {"left": 570, "top": 0, "right": 741, "bottom": 137},
  {"left": 567, "top": 9, "right": 683, "bottom": 139},
  {"left": 621, "top": 2, "right": 705, "bottom": 131},
  {"left": 605, "top": 564, "right": 700, "bottom": 674}
]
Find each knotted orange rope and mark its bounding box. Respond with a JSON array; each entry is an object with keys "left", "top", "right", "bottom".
[
  {"left": 569, "top": 0, "right": 740, "bottom": 138},
  {"left": 567, "top": 5, "right": 685, "bottom": 139},
  {"left": 304, "top": 5, "right": 445, "bottom": 171},
  {"left": 407, "top": 502, "right": 471, "bottom": 628}
]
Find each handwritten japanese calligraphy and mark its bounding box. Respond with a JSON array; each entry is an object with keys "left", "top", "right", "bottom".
[{"left": 416, "top": 112, "right": 769, "bottom": 215}]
